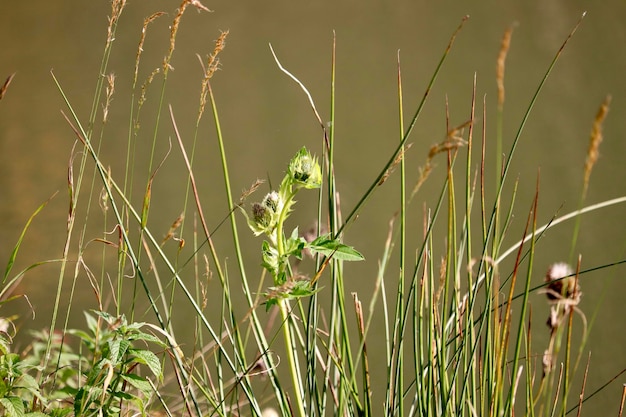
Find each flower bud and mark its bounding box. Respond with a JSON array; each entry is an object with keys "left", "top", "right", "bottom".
[
  {"left": 263, "top": 191, "right": 281, "bottom": 213},
  {"left": 252, "top": 202, "right": 271, "bottom": 228},
  {"left": 248, "top": 191, "right": 283, "bottom": 236},
  {"left": 288, "top": 147, "right": 322, "bottom": 189}
]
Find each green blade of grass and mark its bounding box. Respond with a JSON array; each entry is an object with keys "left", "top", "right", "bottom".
[{"left": 3, "top": 193, "right": 56, "bottom": 284}]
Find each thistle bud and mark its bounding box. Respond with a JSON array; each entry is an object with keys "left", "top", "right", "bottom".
[
  {"left": 263, "top": 191, "right": 281, "bottom": 213},
  {"left": 248, "top": 191, "right": 282, "bottom": 236},
  {"left": 288, "top": 147, "right": 322, "bottom": 189},
  {"left": 252, "top": 202, "right": 271, "bottom": 227}
]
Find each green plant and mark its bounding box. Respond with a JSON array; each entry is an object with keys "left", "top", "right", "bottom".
[
  {"left": 0, "top": 311, "right": 166, "bottom": 417},
  {"left": 245, "top": 146, "right": 363, "bottom": 309},
  {"left": 68, "top": 311, "right": 165, "bottom": 417},
  {"left": 0, "top": 350, "right": 45, "bottom": 417},
  {"left": 242, "top": 146, "right": 363, "bottom": 415}
]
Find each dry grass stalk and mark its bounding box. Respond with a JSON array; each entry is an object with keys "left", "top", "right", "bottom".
[
  {"left": 134, "top": 12, "right": 166, "bottom": 86},
  {"left": 378, "top": 143, "right": 412, "bottom": 185},
  {"left": 138, "top": 68, "right": 160, "bottom": 109},
  {"left": 496, "top": 26, "right": 514, "bottom": 108},
  {"left": 576, "top": 352, "right": 592, "bottom": 417},
  {"left": 583, "top": 95, "right": 611, "bottom": 197},
  {"left": 206, "top": 30, "right": 229, "bottom": 78},
  {"left": 164, "top": 0, "right": 213, "bottom": 74},
  {"left": 0, "top": 72, "right": 16, "bottom": 100},
  {"left": 98, "top": 165, "right": 113, "bottom": 213},
  {"left": 239, "top": 179, "right": 265, "bottom": 205},
  {"left": 102, "top": 73, "right": 115, "bottom": 123},
  {"left": 161, "top": 213, "right": 185, "bottom": 245},
  {"left": 619, "top": 384, "right": 626, "bottom": 417},
  {"left": 107, "top": 0, "right": 127, "bottom": 47},
  {"left": 411, "top": 120, "right": 469, "bottom": 198},
  {"left": 198, "top": 30, "right": 230, "bottom": 120}
]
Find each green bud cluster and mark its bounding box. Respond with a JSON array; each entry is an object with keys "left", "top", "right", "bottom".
[
  {"left": 288, "top": 147, "right": 322, "bottom": 189},
  {"left": 248, "top": 191, "right": 282, "bottom": 237},
  {"left": 244, "top": 147, "right": 363, "bottom": 308}
]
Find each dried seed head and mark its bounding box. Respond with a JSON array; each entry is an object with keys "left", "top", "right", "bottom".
[
  {"left": 583, "top": 95, "right": 611, "bottom": 197},
  {"left": 496, "top": 26, "right": 514, "bottom": 108},
  {"left": 542, "top": 349, "right": 554, "bottom": 376},
  {"left": 545, "top": 262, "right": 578, "bottom": 301}
]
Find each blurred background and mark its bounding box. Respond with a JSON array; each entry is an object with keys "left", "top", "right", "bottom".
[{"left": 2, "top": 0, "right": 626, "bottom": 413}]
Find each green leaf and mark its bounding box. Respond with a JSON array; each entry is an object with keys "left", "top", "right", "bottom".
[
  {"left": 112, "top": 390, "right": 133, "bottom": 401},
  {"left": 92, "top": 310, "right": 126, "bottom": 328},
  {"left": 141, "top": 182, "right": 151, "bottom": 229},
  {"left": 83, "top": 312, "right": 99, "bottom": 335},
  {"left": 129, "top": 349, "right": 162, "bottom": 378},
  {"left": 261, "top": 240, "right": 279, "bottom": 273},
  {"left": 4, "top": 195, "right": 53, "bottom": 284},
  {"left": 308, "top": 236, "right": 364, "bottom": 261},
  {"left": 123, "top": 321, "right": 147, "bottom": 332},
  {"left": 0, "top": 335, "right": 9, "bottom": 356},
  {"left": 48, "top": 408, "right": 72, "bottom": 417},
  {"left": 121, "top": 373, "right": 153, "bottom": 397},
  {"left": 0, "top": 396, "right": 25, "bottom": 417},
  {"left": 108, "top": 339, "right": 130, "bottom": 364},
  {"left": 287, "top": 280, "right": 319, "bottom": 298},
  {"left": 127, "top": 331, "right": 164, "bottom": 346},
  {"left": 15, "top": 373, "right": 39, "bottom": 391},
  {"left": 284, "top": 230, "right": 306, "bottom": 260},
  {"left": 264, "top": 298, "right": 279, "bottom": 312}
]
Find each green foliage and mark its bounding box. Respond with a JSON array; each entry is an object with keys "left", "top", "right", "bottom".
[
  {"left": 69, "top": 311, "right": 165, "bottom": 417},
  {"left": 0, "top": 352, "right": 46, "bottom": 417},
  {"left": 0, "top": 312, "right": 165, "bottom": 417}
]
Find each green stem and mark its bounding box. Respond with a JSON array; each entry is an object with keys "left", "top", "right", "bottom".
[
  {"left": 279, "top": 299, "right": 306, "bottom": 417},
  {"left": 272, "top": 186, "right": 306, "bottom": 415},
  {"left": 275, "top": 189, "right": 297, "bottom": 260}
]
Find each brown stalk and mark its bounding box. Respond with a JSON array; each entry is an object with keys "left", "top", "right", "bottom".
[
  {"left": 575, "top": 352, "right": 591, "bottom": 417},
  {"left": 619, "top": 384, "right": 626, "bottom": 417},
  {"left": 0, "top": 73, "right": 16, "bottom": 100},
  {"left": 352, "top": 293, "right": 372, "bottom": 408}
]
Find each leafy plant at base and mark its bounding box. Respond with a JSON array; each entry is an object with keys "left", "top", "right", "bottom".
[
  {"left": 0, "top": 311, "right": 167, "bottom": 417},
  {"left": 68, "top": 311, "right": 165, "bottom": 417},
  {"left": 0, "top": 350, "right": 45, "bottom": 417}
]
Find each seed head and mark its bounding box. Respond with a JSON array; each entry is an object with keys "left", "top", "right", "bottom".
[{"left": 545, "top": 262, "right": 579, "bottom": 302}]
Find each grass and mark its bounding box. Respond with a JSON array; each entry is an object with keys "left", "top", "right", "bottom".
[{"left": 1, "top": 1, "right": 626, "bottom": 416}]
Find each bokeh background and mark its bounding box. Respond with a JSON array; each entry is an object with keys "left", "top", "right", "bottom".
[{"left": 2, "top": 0, "right": 626, "bottom": 413}]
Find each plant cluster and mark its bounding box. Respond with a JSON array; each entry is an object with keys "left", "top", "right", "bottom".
[{"left": 0, "top": 312, "right": 164, "bottom": 416}]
